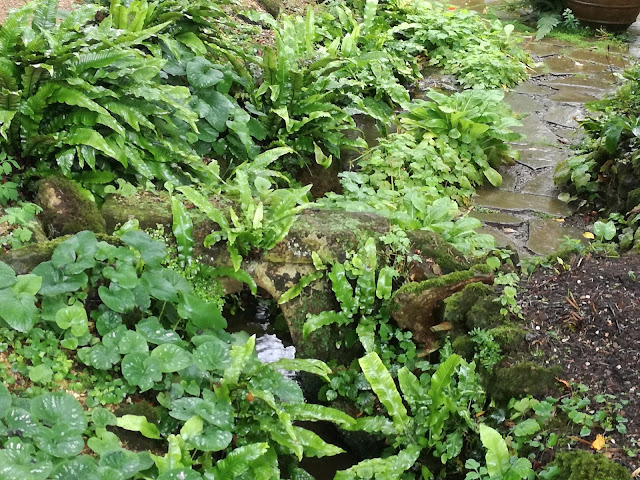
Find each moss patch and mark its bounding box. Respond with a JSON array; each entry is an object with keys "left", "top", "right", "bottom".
[
  {"left": 489, "top": 362, "right": 563, "bottom": 402},
  {"left": 549, "top": 450, "right": 631, "bottom": 480},
  {"left": 35, "top": 176, "right": 106, "bottom": 237}
]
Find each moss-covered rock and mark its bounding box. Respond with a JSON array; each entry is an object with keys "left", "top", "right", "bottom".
[
  {"left": 488, "top": 362, "right": 563, "bottom": 402},
  {"left": 488, "top": 325, "right": 527, "bottom": 352},
  {"left": 256, "top": 0, "right": 281, "bottom": 17},
  {"left": 0, "top": 234, "right": 120, "bottom": 274},
  {"left": 35, "top": 176, "right": 105, "bottom": 237},
  {"left": 391, "top": 266, "right": 493, "bottom": 346},
  {"left": 548, "top": 450, "right": 631, "bottom": 480},
  {"left": 444, "top": 282, "right": 502, "bottom": 332},
  {"left": 452, "top": 335, "right": 475, "bottom": 359}
]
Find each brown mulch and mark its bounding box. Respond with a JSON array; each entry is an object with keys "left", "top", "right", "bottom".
[
  {"left": 0, "top": 0, "right": 76, "bottom": 23},
  {"left": 519, "top": 252, "right": 640, "bottom": 469}
]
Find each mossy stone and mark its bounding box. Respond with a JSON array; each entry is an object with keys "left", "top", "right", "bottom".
[
  {"left": 452, "top": 335, "right": 475, "bottom": 359},
  {"left": 0, "top": 234, "right": 120, "bottom": 274},
  {"left": 444, "top": 282, "right": 500, "bottom": 332},
  {"left": 35, "top": 176, "right": 106, "bottom": 237},
  {"left": 549, "top": 450, "right": 631, "bottom": 480},
  {"left": 391, "top": 266, "right": 493, "bottom": 346},
  {"left": 487, "top": 325, "right": 527, "bottom": 352},
  {"left": 488, "top": 362, "right": 563, "bottom": 402},
  {"left": 256, "top": 0, "right": 281, "bottom": 17}
]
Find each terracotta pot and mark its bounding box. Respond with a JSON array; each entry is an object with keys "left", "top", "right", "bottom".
[{"left": 565, "top": 0, "right": 640, "bottom": 30}]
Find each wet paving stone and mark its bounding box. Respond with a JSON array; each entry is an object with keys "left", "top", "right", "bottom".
[
  {"left": 521, "top": 170, "right": 558, "bottom": 197},
  {"left": 473, "top": 189, "right": 574, "bottom": 217},
  {"left": 470, "top": 210, "right": 525, "bottom": 225},
  {"left": 516, "top": 144, "right": 568, "bottom": 169},
  {"left": 542, "top": 104, "right": 584, "bottom": 128},
  {"left": 543, "top": 56, "right": 608, "bottom": 76},
  {"left": 548, "top": 86, "right": 604, "bottom": 103},
  {"left": 513, "top": 114, "right": 558, "bottom": 144},
  {"left": 541, "top": 71, "right": 620, "bottom": 90},
  {"left": 526, "top": 218, "right": 586, "bottom": 255},
  {"left": 513, "top": 83, "right": 558, "bottom": 96},
  {"left": 567, "top": 49, "right": 628, "bottom": 69},
  {"left": 503, "top": 92, "right": 545, "bottom": 114}
]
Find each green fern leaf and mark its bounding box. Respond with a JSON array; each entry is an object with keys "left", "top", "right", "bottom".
[
  {"left": 33, "top": 0, "right": 59, "bottom": 32},
  {"left": 536, "top": 14, "right": 561, "bottom": 41}
]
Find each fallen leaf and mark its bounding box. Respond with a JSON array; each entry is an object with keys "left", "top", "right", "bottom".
[
  {"left": 431, "top": 322, "right": 452, "bottom": 332},
  {"left": 503, "top": 228, "right": 517, "bottom": 233},
  {"left": 554, "top": 218, "right": 565, "bottom": 222},
  {"left": 555, "top": 377, "right": 571, "bottom": 389},
  {"left": 475, "top": 410, "right": 485, "bottom": 418},
  {"left": 583, "top": 232, "right": 595, "bottom": 239},
  {"left": 591, "top": 434, "right": 606, "bottom": 451},
  {"left": 632, "top": 466, "right": 640, "bottom": 477}
]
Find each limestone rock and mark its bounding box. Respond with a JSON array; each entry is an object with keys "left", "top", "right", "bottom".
[{"left": 35, "top": 176, "right": 105, "bottom": 237}]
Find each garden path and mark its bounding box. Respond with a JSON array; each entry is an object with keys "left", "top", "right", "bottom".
[{"left": 468, "top": 35, "right": 634, "bottom": 258}]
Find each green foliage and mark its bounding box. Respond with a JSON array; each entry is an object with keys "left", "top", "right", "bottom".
[
  {"left": 335, "top": 349, "right": 488, "bottom": 478},
  {"left": 555, "top": 63, "right": 640, "bottom": 248},
  {"left": 469, "top": 328, "right": 503, "bottom": 372},
  {"left": 0, "top": 0, "right": 213, "bottom": 191},
  {"left": 179, "top": 148, "right": 311, "bottom": 270},
  {"left": 0, "top": 232, "right": 360, "bottom": 478}
]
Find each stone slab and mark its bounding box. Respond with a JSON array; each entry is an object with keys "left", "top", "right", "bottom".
[
  {"left": 473, "top": 189, "right": 574, "bottom": 217},
  {"left": 513, "top": 83, "right": 558, "bottom": 96},
  {"left": 548, "top": 86, "right": 604, "bottom": 103},
  {"left": 516, "top": 144, "right": 568, "bottom": 170},
  {"left": 567, "top": 49, "right": 627, "bottom": 69},
  {"left": 513, "top": 114, "right": 558, "bottom": 144},
  {"left": 503, "top": 92, "right": 545, "bottom": 114},
  {"left": 527, "top": 218, "right": 586, "bottom": 255},
  {"left": 542, "top": 105, "right": 584, "bottom": 128},
  {"left": 543, "top": 56, "right": 609, "bottom": 76},
  {"left": 470, "top": 210, "right": 525, "bottom": 226},
  {"left": 541, "top": 72, "right": 619, "bottom": 90},
  {"left": 521, "top": 171, "right": 559, "bottom": 197}
]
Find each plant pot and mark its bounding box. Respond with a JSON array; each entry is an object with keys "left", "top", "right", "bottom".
[{"left": 565, "top": 0, "right": 640, "bottom": 31}]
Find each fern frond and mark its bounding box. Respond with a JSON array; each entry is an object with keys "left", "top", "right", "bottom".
[
  {"left": 535, "top": 14, "right": 561, "bottom": 41},
  {"left": 33, "top": 0, "right": 59, "bottom": 33}
]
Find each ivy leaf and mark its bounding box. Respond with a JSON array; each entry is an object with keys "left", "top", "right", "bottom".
[
  {"left": 186, "top": 57, "right": 224, "bottom": 89},
  {"left": 49, "top": 456, "right": 99, "bottom": 480},
  {"left": 29, "top": 365, "right": 53, "bottom": 384},
  {"left": 192, "top": 339, "right": 231, "bottom": 373},
  {"left": 77, "top": 344, "right": 120, "bottom": 370},
  {"left": 98, "top": 284, "right": 136, "bottom": 313},
  {"left": 0, "top": 286, "right": 39, "bottom": 333},
  {"left": 0, "top": 383, "right": 11, "bottom": 418}
]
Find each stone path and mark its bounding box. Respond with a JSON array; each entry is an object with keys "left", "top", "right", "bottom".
[{"left": 447, "top": 11, "right": 636, "bottom": 258}]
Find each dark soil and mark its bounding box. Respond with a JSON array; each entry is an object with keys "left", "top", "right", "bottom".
[{"left": 519, "top": 252, "right": 640, "bottom": 470}]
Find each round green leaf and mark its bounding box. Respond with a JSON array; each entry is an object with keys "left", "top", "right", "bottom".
[
  {"left": 29, "top": 365, "right": 53, "bottom": 384},
  {"left": 121, "top": 353, "right": 163, "bottom": 392},
  {"left": 0, "top": 383, "right": 11, "bottom": 418},
  {"left": 55, "top": 304, "right": 89, "bottom": 337},
  {"left": 150, "top": 344, "right": 192, "bottom": 373},
  {"left": 91, "top": 407, "right": 117, "bottom": 429},
  {"left": 34, "top": 425, "right": 85, "bottom": 458},
  {"left": 50, "top": 456, "right": 99, "bottom": 480},
  {"left": 186, "top": 57, "right": 224, "bottom": 89},
  {"left": 31, "top": 392, "right": 87, "bottom": 432},
  {"left": 193, "top": 340, "right": 231, "bottom": 373}
]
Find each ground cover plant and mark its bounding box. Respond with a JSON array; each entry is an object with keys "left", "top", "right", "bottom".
[{"left": 0, "top": 0, "right": 635, "bottom": 478}]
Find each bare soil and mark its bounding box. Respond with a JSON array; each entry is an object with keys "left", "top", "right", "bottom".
[{"left": 520, "top": 252, "right": 640, "bottom": 470}]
